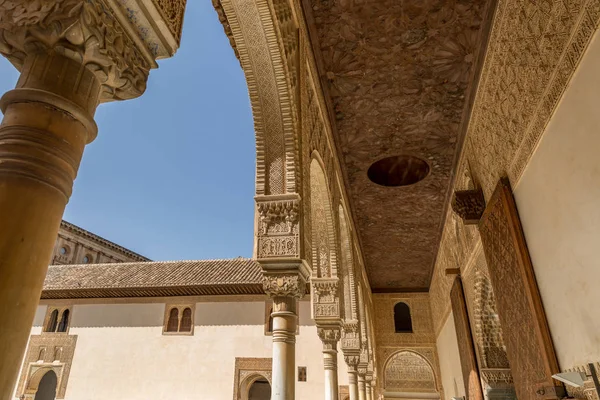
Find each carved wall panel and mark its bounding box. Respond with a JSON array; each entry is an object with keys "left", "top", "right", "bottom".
[
  {"left": 232, "top": 357, "right": 272, "bottom": 400},
  {"left": 17, "top": 335, "right": 78, "bottom": 399},
  {"left": 461, "top": 251, "right": 514, "bottom": 393},
  {"left": 450, "top": 277, "right": 484, "bottom": 400},
  {"left": 383, "top": 350, "right": 437, "bottom": 393},
  {"left": 479, "top": 178, "right": 562, "bottom": 400}
]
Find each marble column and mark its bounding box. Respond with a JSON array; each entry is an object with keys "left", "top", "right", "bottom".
[
  {"left": 345, "top": 357, "right": 360, "bottom": 400},
  {"left": 0, "top": 1, "right": 182, "bottom": 398},
  {"left": 365, "top": 382, "right": 373, "bottom": 400},
  {"left": 263, "top": 269, "right": 308, "bottom": 400},
  {"left": 272, "top": 295, "right": 298, "bottom": 400},
  {"left": 358, "top": 370, "right": 367, "bottom": 400},
  {"left": 0, "top": 51, "right": 100, "bottom": 400},
  {"left": 318, "top": 327, "right": 341, "bottom": 400}
]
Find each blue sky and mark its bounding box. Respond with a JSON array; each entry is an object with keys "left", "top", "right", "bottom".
[{"left": 0, "top": 1, "right": 256, "bottom": 261}]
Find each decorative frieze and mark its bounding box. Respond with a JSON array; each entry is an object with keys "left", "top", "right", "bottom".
[{"left": 256, "top": 194, "right": 301, "bottom": 259}]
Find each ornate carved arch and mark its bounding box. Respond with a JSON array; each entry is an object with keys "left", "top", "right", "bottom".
[
  {"left": 310, "top": 154, "right": 338, "bottom": 277},
  {"left": 213, "top": 0, "right": 299, "bottom": 195},
  {"left": 383, "top": 350, "right": 438, "bottom": 393},
  {"left": 239, "top": 373, "right": 272, "bottom": 400}
]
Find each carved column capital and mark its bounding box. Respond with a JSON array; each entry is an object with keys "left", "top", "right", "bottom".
[
  {"left": 255, "top": 194, "right": 302, "bottom": 259},
  {"left": 317, "top": 325, "right": 341, "bottom": 349},
  {"left": 0, "top": 0, "right": 185, "bottom": 102},
  {"left": 344, "top": 353, "right": 360, "bottom": 370},
  {"left": 263, "top": 273, "right": 307, "bottom": 299}
]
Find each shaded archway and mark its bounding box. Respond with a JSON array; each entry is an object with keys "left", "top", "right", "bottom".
[
  {"left": 248, "top": 377, "right": 271, "bottom": 400},
  {"left": 33, "top": 371, "right": 57, "bottom": 400},
  {"left": 310, "top": 156, "right": 337, "bottom": 278},
  {"left": 240, "top": 373, "right": 272, "bottom": 400}
]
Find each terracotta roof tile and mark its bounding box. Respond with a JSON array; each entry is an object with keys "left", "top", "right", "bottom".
[{"left": 42, "top": 258, "right": 265, "bottom": 299}]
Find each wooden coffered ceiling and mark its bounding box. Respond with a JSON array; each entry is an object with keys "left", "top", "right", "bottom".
[{"left": 303, "top": 0, "right": 495, "bottom": 290}]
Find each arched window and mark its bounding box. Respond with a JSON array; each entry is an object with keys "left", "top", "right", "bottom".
[
  {"left": 57, "top": 310, "right": 69, "bottom": 333},
  {"left": 46, "top": 310, "right": 59, "bottom": 333},
  {"left": 166, "top": 308, "right": 179, "bottom": 332},
  {"left": 394, "top": 302, "right": 413, "bottom": 333},
  {"left": 179, "top": 307, "right": 192, "bottom": 332}
]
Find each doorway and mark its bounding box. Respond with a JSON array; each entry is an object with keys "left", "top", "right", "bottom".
[
  {"left": 248, "top": 377, "right": 271, "bottom": 400},
  {"left": 33, "top": 370, "right": 57, "bottom": 400}
]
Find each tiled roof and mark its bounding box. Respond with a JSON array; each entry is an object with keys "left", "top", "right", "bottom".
[{"left": 41, "top": 258, "right": 264, "bottom": 299}]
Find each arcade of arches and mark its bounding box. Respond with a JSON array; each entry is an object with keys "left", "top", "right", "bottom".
[{"left": 0, "top": 0, "right": 599, "bottom": 400}]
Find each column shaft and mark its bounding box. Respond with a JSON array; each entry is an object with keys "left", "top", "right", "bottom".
[
  {"left": 348, "top": 370, "right": 359, "bottom": 400},
  {"left": 0, "top": 53, "right": 98, "bottom": 400},
  {"left": 323, "top": 349, "right": 339, "bottom": 400},
  {"left": 366, "top": 383, "right": 372, "bottom": 400},
  {"left": 358, "top": 374, "right": 367, "bottom": 400},
  {"left": 271, "top": 296, "right": 298, "bottom": 400}
]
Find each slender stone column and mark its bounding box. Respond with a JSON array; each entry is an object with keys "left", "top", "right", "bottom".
[
  {"left": 0, "top": 1, "right": 183, "bottom": 397},
  {"left": 347, "top": 360, "right": 360, "bottom": 400},
  {"left": 365, "top": 382, "right": 373, "bottom": 400},
  {"left": 358, "top": 369, "right": 367, "bottom": 400},
  {"left": 263, "top": 269, "right": 308, "bottom": 400},
  {"left": 272, "top": 295, "right": 298, "bottom": 400},
  {"left": 342, "top": 320, "right": 361, "bottom": 400},
  {"left": 0, "top": 52, "right": 100, "bottom": 398},
  {"left": 318, "top": 327, "right": 341, "bottom": 400},
  {"left": 366, "top": 370, "right": 374, "bottom": 400}
]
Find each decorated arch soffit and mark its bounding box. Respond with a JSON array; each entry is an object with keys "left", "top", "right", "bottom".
[{"left": 213, "top": 0, "right": 299, "bottom": 196}]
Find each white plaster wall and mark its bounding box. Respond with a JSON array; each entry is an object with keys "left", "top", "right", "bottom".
[
  {"left": 436, "top": 313, "right": 465, "bottom": 400},
  {"left": 513, "top": 28, "right": 600, "bottom": 369},
  {"left": 16, "top": 300, "right": 349, "bottom": 400}
]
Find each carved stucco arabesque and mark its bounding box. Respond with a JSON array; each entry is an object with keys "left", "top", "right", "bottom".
[
  {"left": 0, "top": 0, "right": 185, "bottom": 102},
  {"left": 429, "top": 0, "right": 600, "bottom": 348},
  {"left": 17, "top": 335, "right": 78, "bottom": 399}
]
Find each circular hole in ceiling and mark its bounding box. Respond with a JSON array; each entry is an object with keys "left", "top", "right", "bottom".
[{"left": 367, "top": 155, "right": 430, "bottom": 187}]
